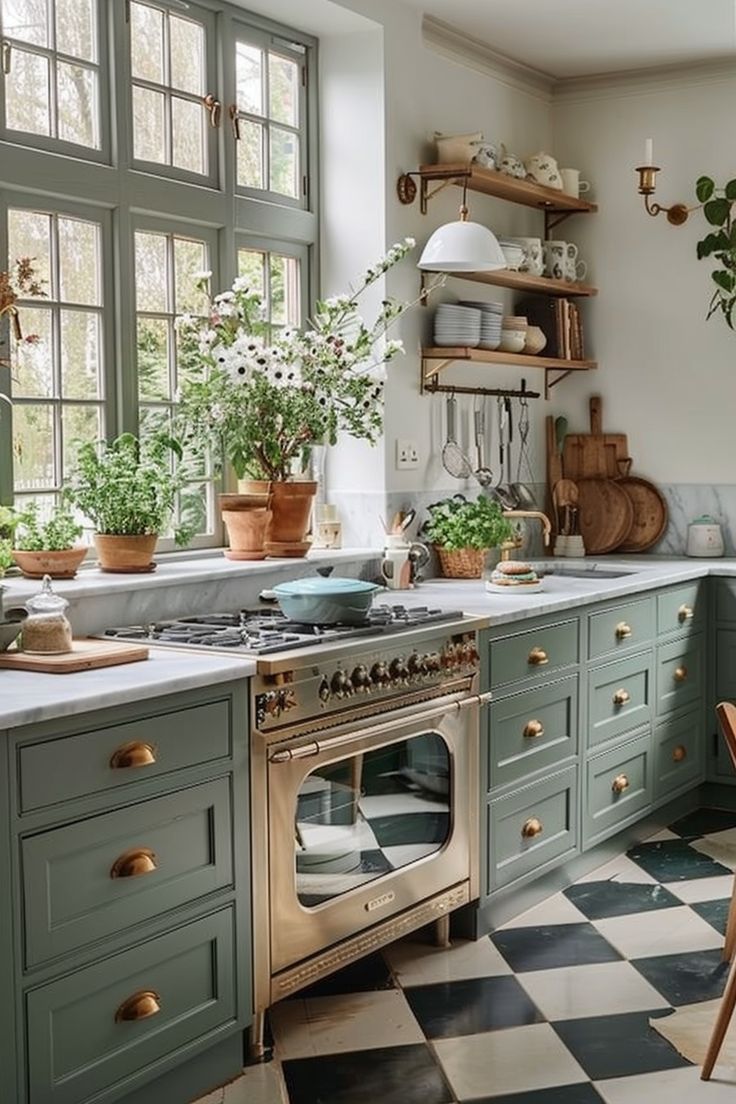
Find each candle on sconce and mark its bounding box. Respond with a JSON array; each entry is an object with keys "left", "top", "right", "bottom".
[{"left": 644, "top": 138, "right": 653, "bottom": 166}]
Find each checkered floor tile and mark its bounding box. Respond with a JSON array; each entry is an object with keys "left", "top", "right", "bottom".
[{"left": 194, "top": 807, "right": 736, "bottom": 1104}]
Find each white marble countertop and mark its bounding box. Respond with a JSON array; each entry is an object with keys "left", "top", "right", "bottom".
[{"left": 0, "top": 647, "right": 254, "bottom": 730}]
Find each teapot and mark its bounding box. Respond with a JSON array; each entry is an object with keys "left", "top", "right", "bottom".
[{"left": 524, "top": 151, "right": 563, "bottom": 189}]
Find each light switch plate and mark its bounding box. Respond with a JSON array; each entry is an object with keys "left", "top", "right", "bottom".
[{"left": 396, "top": 439, "right": 420, "bottom": 469}]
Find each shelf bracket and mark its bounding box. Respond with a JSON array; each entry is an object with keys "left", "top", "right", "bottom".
[
  {"left": 421, "top": 357, "right": 454, "bottom": 392},
  {"left": 544, "top": 368, "right": 573, "bottom": 399},
  {"left": 544, "top": 209, "right": 576, "bottom": 237}
]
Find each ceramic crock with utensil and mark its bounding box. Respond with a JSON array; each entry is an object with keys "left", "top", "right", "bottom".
[
  {"left": 381, "top": 535, "right": 413, "bottom": 591},
  {"left": 686, "top": 515, "right": 724, "bottom": 558}
]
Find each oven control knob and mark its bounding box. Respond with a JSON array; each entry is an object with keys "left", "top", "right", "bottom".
[
  {"left": 408, "top": 652, "right": 425, "bottom": 679},
  {"left": 351, "top": 664, "right": 371, "bottom": 692},
  {"left": 318, "top": 677, "right": 331, "bottom": 704},
  {"left": 370, "top": 661, "right": 390, "bottom": 688},
  {"left": 389, "top": 657, "right": 409, "bottom": 685},
  {"left": 330, "top": 669, "right": 353, "bottom": 698},
  {"left": 466, "top": 640, "right": 480, "bottom": 666},
  {"left": 426, "top": 652, "right": 442, "bottom": 674}
]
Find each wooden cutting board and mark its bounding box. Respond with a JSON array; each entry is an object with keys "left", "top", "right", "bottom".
[
  {"left": 617, "top": 476, "right": 668, "bottom": 552},
  {"left": 0, "top": 638, "right": 149, "bottom": 674},
  {"left": 576, "top": 477, "right": 635, "bottom": 554},
  {"left": 563, "top": 396, "right": 630, "bottom": 480}
]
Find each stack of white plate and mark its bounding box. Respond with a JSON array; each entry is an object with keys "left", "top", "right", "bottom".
[
  {"left": 459, "top": 300, "right": 503, "bottom": 350},
  {"left": 433, "top": 303, "right": 482, "bottom": 347}
]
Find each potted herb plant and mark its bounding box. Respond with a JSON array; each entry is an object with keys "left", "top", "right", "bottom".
[
  {"left": 12, "top": 499, "right": 85, "bottom": 579},
  {"left": 176, "top": 239, "right": 416, "bottom": 558},
  {"left": 423, "top": 495, "right": 513, "bottom": 579},
  {"left": 66, "top": 433, "right": 192, "bottom": 573},
  {"left": 0, "top": 506, "right": 18, "bottom": 578}
]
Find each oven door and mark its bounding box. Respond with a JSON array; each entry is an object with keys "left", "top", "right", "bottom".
[{"left": 268, "top": 691, "right": 481, "bottom": 975}]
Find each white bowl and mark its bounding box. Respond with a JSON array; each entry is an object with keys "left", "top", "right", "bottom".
[{"left": 498, "top": 329, "right": 526, "bottom": 353}]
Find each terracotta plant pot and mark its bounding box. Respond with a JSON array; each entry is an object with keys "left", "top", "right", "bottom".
[
  {"left": 94, "top": 533, "right": 158, "bottom": 573},
  {"left": 219, "top": 493, "right": 271, "bottom": 561},
  {"left": 12, "top": 546, "right": 88, "bottom": 580},
  {"left": 238, "top": 480, "right": 317, "bottom": 558}
]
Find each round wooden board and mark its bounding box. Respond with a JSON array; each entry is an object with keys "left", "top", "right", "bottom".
[
  {"left": 576, "top": 478, "right": 635, "bottom": 554},
  {"left": 616, "top": 476, "right": 668, "bottom": 552}
]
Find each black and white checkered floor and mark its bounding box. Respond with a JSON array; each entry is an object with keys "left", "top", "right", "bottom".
[{"left": 196, "top": 807, "right": 736, "bottom": 1104}]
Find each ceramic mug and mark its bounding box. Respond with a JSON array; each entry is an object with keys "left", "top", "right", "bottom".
[
  {"left": 381, "top": 546, "right": 412, "bottom": 590},
  {"left": 511, "top": 236, "right": 543, "bottom": 276},
  {"left": 564, "top": 243, "right": 588, "bottom": 283},
  {"left": 543, "top": 240, "right": 567, "bottom": 281},
  {"left": 525, "top": 151, "right": 563, "bottom": 189},
  {"left": 560, "top": 168, "right": 591, "bottom": 198}
]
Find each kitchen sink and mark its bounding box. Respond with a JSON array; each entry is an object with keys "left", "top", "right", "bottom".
[{"left": 530, "top": 564, "right": 639, "bottom": 580}]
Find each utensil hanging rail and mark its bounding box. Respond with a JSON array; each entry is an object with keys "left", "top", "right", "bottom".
[{"left": 422, "top": 377, "right": 541, "bottom": 400}]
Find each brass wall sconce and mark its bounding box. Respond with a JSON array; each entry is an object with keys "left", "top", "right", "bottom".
[{"left": 636, "top": 138, "right": 699, "bottom": 226}]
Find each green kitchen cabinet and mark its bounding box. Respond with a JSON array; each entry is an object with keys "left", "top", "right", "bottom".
[
  {"left": 488, "top": 618, "right": 580, "bottom": 690},
  {"left": 486, "top": 675, "right": 579, "bottom": 793},
  {"left": 587, "top": 597, "right": 654, "bottom": 661},
  {"left": 654, "top": 707, "right": 705, "bottom": 802},
  {"left": 584, "top": 731, "right": 652, "bottom": 847},
  {"left": 587, "top": 651, "right": 653, "bottom": 751}
]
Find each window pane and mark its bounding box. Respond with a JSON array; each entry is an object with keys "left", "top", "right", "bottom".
[
  {"left": 12, "top": 307, "right": 54, "bottom": 398},
  {"left": 59, "top": 217, "right": 100, "bottom": 306},
  {"left": 238, "top": 249, "right": 266, "bottom": 299},
  {"left": 171, "top": 96, "right": 205, "bottom": 175},
  {"left": 130, "top": 1, "right": 164, "bottom": 83},
  {"left": 13, "top": 403, "right": 55, "bottom": 490},
  {"left": 1, "top": 0, "right": 48, "bottom": 47},
  {"left": 133, "top": 85, "right": 166, "bottom": 163},
  {"left": 178, "top": 482, "right": 209, "bottom": 537},
  {"left": 270, "top": 126, "right": 299, "bottom": 198},
  {"left": 62, "top": 403, "right": 101, "bottom": 476},
  {"left": 137, "top": 318, "right": 170, "bottom": 402},
  {"left": 169, "top": 14, "right": 204, "bottom": 95},
  {"left": 57, "top": 61, "right": 98, "bottom": 147},
  {"left": 270, "top": 254, "right": 300, "bottom": 327},
  {"left": 269, "top": 53, "right": 298, "bottom": 127},
  {"left": 6, "top": 48, "right": 51, "bottom": 135},
  {"left": 173, "top": 237, "right": 208, "bottom": 314},
  {"left": 8, "top": 210, "right": 52, "bottom": 296},
  {"left": 135, "top": 232, "right": 168, "bottom": 312},
  {"left": 237, "top": 119, "right": 264, "bottom": 189},
  {"left": 56, "top": 0, "right": 96, "bottom": 61},
  {"left": 60, "top": 310, "right": 101, "bottom": 399},
  {"left": 236, "top": 42, "right": 262, "bottom": 115},
  {"left": 139, "top": 404, "right": 172, "bottom": 438}
]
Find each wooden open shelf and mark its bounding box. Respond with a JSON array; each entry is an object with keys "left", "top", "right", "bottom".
[
  {"left": 418, "top": 162, "right": 598, "bottom": 217},
  {"left": 421, "top": 345, "right": 597, "bottom": 399},
  {"left": 424, "top": 268, "right": 597, "bottom": 298}
]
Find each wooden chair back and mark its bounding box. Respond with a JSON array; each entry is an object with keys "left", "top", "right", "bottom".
[{"left": 717, "top": 702, "right": 736, "bottom": 772}]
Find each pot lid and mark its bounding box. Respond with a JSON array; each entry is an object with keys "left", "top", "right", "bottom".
[{"left": 273, "top": 576, "right": 379, "bottom": 596}]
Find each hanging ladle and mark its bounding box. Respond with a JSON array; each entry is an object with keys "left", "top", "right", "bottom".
[{"left": 473, "top": 398, "right": 494, "bottom": 487}]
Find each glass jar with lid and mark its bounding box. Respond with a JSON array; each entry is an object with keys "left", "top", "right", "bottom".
[{"left": 22, "top": 575, "right": 73, "bottom": 654}]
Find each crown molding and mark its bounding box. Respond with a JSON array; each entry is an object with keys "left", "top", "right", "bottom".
[{"left": 422, "top": 16, "right": 554, "bottom": 100}]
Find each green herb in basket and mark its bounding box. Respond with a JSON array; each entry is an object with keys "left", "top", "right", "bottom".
[{"left": 423, "top": 495, "right": 513, "bottom": 551}]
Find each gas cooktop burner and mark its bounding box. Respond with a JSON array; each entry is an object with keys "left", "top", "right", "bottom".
[{"left": 102, "top": 604, "right": 465, "bottom": 656}]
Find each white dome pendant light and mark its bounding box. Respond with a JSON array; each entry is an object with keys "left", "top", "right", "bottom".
[{"left": 418, "top": 180, "right": 506, "bottom": 273}]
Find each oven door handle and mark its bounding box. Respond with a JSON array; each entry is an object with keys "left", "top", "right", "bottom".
[{"left": 268, "top": 691, "right": 492, "bottom": 763}]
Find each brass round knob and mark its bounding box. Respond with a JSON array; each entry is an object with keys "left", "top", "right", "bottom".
[
  {"left": 110, "top": 741, "right": 157, "bottom": 769},
  {"left": 612, "top": 773, "right": 630, "bottom": 795},
  {"left": 678, "top": 604, "right": 694, "bottom": 623},
  {"left": 521, "top": 816, "right": 544, "bottom": 839},
  {"left": 674, "top": 665, "right": 688, "bottom": 683},
  {"left": 673, "top": 744, "right": 688, "bottom": 763},
  {"left": 528, "top": 647, "right": 549, "bottom": 667},
  {"left": 115, "top": 989, "right": 161, "bottom": 1023},
  {"left": 110, "top": 847, "right": 158, "bottom": 879},
  {"left": 615, "top": 622, "right": 632, "bottom": 639},
  {"left": 523, "top": 719, "right": 545, "bottom": 739},
  {"left": 612, "top": 688, "right": 631, "bottom": 706}
]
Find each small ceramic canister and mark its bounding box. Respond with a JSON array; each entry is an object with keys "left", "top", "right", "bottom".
[
  {"left": 543, "top": 240, "right": 567, "bottom": 280},
  {"left": 564, "top": 243, "right": 588, "bottom": 283},
  {"left": 525, "top": 151, "right": 563, "bottom": 189},
  {"left": 499, "top": 154, "right": 527, "bottom": 179}
]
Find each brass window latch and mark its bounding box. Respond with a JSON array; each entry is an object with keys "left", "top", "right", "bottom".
[
  {"left": 203, "top": 93, "right": 222, "bottom": 128},
  {"left": 2, "top": 40, "right": 11, "bottom": 75}
]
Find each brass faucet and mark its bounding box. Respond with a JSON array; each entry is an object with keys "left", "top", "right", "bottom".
[{"left": 500, "top": 511, "right": 552, "bottom": 562}]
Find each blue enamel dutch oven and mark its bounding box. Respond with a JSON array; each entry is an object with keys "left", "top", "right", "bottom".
[{"left": 272, "top": 576, "right": 379, "bottom": 625}]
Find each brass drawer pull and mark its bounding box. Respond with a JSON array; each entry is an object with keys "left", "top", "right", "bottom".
[
  {"left": 528, "top": 647, "right": 548, "bottom": 667},
  {"left": 615, "top": 622, "right": 632, "bottom": 639},
  {"left": 521, "top": 816, "right": 543, "bottom": 839},
  {"left": 612, "top": 688, "right": 631, "bottom": 706},
  {"left": 523, "top": 719, "right": 545, "bottom": 740},
  {"left": 110, "top": 742, "right": 157, "bottom": 769},
  {"left": 110, "top": 847, "right": 158, "bottom": 879},
  {"left": 612, "top": 773, "right": 630, "bottom": 795},
  {"left": 673, "top": 744, "right": 688, "bottom": 763},
  {"left": 674, "top": 665, "right": 689, "bottom": 683},
  {"left": 678, "top": 604, "right": 694, "bottom": 623},
  {"left": 115, "top": 989, "right": 161, "bottom": 1023}
]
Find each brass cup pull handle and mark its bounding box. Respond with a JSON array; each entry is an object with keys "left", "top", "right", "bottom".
[
  {"left": 612, "top": 773, "right": 630, "bottom": 795},
  {"left": 678, "top": 604, "right": 694, "bottom": 623},
  {"left": 674, "top": 665, "right": 689, "bottom": 683},
  {"left": 115, "top": 989, "right": 161, "bottom": 1023},
  {"left": 615, "top": 621, "right": 632, "bottom": 639},
  {"left": 673, "top": 744, "right": 688, "bottom": 763},
  {"left": 523, "top": 719, "right": 545, "bottom": 740},
  {"left": 521, "top": 816, "right": 544, "bottom": 839},
  {"left": 528, "top": 647, "right": 549, "bottom": 667},
  {"left": 110, "top": 847, "right": 158, "bottom": 879},
  {"left": 612, "top": 688, "right": 631, "bottom": 706},
  {"left": 110, "top": 741, "right": 157, "bottom": 769}
]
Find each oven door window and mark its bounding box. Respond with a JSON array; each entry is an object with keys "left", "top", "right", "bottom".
[{"left": 295, "top": 733, "right": 451, "bottom": 908}]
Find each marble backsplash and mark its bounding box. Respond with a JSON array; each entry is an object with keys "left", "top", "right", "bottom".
[{"left": 653, "top": 485, "right": 736, "bottom": 556}]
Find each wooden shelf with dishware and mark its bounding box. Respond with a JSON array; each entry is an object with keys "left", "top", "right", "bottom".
[
  {"left": 423, "top": 267, "right": 597, "bottom": 298},
  {"left": 421, "top": 346, "right": 597, "bottom": 400},
  {"left": 417, "top": 162, "right": 598, "bottom": 224}
]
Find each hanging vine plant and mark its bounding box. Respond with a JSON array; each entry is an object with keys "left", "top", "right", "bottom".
[{"left": 695, "top": 175, "right": 736, "bottom": 328}]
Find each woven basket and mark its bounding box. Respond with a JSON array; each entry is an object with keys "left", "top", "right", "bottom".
[{"left": 436, "top": 546, "right": 485, "bottom": 579}]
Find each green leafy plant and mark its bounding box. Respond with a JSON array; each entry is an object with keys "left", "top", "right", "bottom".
[
  {"left": 13, "top": 499, "right": 83, "bottom": 551},
  {"left": 695, "top": 175, "right": 736, "bottom": 328},
  {"left": 66, "top": 432, "right": 193, "bottom": 545},
  {"left": 422, "top": 495, "right": 513, "bottom": 551},
  {"left": 0, "top": 505, "right": 19, "bottom": 541}
]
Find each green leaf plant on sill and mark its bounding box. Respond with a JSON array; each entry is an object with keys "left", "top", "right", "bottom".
[
  {"left": 0, "top": 258, "right": 45, "bottom": 407},
  {"left": 696, "top": 175, "right": 736, "bottom": 329}
]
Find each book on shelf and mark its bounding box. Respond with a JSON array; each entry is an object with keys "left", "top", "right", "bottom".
[{"left": 517, "top": 295, "right": 586, "bottom": 361}]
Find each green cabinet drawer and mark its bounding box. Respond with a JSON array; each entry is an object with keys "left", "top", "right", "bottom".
[
  {"left": 488, "top": 766, "right": 578, "bottom": 891},
  {"left": 716, "top": 580, "right": 736, "bottom": 623},
  {"left": 588, "top": 598, "right": 654, "bottom": 661},
  {"left": 654, "top": 709, "right": 704, "bottom": 801},
  {"left": 487, "top": 676, "right": 579, "bottom": 792},
  {"left": 27, "top": 908, "right": 237, "bottom": 1104},
  {"left": 489, "top": 619, "right": 579, "bottom": 690},
  {"left": 656, "top": 634, "right": 704, "bottom": 718},
  {"left": 588, "top": 653, "right": 653, "bottom": 750},
  {"left": 657, "top": 583, "right": 705, "bottom": 637},
  {"left": 22, "top": 779, "right": 233, "bottom": 968},
  {"left": 584, "top": 732, "right": 652, "bottom": 846},
  {"left": 716, "top": 630, "right": 736, "bottom": 697},
  {"left": 18, "top": 699, "right": 232, "bottom": 812}
]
